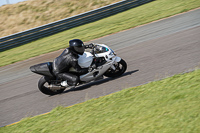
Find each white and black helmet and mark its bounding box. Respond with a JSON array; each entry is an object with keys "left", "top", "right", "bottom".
[{"left": 69, "top": 39, "right": 85, "bottom": 55}]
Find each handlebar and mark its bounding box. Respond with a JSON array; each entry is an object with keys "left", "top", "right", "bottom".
[{"left": 91, "top": 47, "right": 96, "bottom": 58}]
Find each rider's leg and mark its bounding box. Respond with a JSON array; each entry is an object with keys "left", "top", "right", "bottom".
[{"left": 57, "top": 73, "right": 79, "bottom": 86}]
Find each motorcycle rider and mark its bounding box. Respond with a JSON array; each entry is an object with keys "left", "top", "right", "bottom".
[{"left": 53, "top": 39, "right": 94, "bottom": 87}]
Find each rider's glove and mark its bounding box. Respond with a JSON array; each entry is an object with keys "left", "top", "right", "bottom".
[
  {"left": 89, "top": 43, "right": 94, "bottom": 48},
  {"left": 85, "top": 43, "right": 94, "bottom": 49}
]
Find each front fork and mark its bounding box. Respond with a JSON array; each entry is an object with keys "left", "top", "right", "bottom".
[{"left": 110, "top": 56, "right": 121, "bottom": 70}]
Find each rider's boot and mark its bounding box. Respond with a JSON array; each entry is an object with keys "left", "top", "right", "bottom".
[{"left": 61, "top": 80, "right": 69, "bottom": 87}]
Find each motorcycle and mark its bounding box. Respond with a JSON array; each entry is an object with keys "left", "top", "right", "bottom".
[{"left": 30, "top": 43, "right": 127, "bottom": 95}]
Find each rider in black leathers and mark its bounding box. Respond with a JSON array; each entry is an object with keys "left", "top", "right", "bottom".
[{"left": 53, "top": 39, "right": 93, "bottom": 86}]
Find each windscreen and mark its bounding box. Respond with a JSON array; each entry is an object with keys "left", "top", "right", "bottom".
[{"left": 95, "top": 45, "right": 109, "bottom": 53}]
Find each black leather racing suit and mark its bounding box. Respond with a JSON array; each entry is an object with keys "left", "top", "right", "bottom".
[{"left": 52, "top": 48, "right": 88, "bottom": 86}]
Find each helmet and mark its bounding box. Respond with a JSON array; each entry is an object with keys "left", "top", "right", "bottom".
[{"left": 69, "top": 39, "right": 85, "bottom": 55}]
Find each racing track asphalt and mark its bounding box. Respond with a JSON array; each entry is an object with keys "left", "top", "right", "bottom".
[{"left": 0, "top": 8, "right": 200, "bottom": 127}]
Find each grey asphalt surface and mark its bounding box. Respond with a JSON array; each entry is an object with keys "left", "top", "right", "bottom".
[{"left": 0, "top": 9, "right": 200, "bottom": 127}]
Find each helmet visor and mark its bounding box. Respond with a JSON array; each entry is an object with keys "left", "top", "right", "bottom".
[{"left": 74, "top": 46, "right": 85, "bottom": 55}]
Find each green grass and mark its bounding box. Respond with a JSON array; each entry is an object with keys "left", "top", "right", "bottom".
[
  {"left": 1, "top": 0, "right": 200, "bottom": 67},
  {"left": 1, "top": 69, "right": 200, "bottom": 133},
  {"left": 0, "top": 0, "right": 121, "bottom": 37}
]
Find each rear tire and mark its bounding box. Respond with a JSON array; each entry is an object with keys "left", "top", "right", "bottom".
[
  {"left": 38, "top": 76, "right": 65, "bottom": 95},
  {"left": 104, "top": 59, "right": 127, "bottom": 78}
]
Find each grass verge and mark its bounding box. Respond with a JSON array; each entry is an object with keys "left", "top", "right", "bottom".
[
  {"left": 1, "top": 69, "right": 200, "bottom": 132},
  {"left": 0, "top": 0, "right": 121, "bottom": 37},
  {"left": 1, "top": 0, "right": 200, "bottom": 67}
]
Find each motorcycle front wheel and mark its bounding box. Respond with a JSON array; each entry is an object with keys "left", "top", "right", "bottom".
[
  {"left": 104, "top": 59, "right": 127, "bottom": 78},
  {"left": 38, "top": 76, "right": 65, "bottom": 95}
]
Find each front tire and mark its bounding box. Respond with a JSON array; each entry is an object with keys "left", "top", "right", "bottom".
[
  {"left": 38, "top": 76, "right": 65, "bottom": 95},
  {"left": 104, "top": 59, "right": 127, "bottom": 78}
]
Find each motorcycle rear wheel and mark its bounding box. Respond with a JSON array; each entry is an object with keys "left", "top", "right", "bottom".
[
  {"left": 104, "top": 59, "right": 127, "bottom": 78},
  {"left": 38, "top": 76, "right": 65, "bottom": 95}
]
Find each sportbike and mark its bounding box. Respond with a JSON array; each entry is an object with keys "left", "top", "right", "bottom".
[{"left": 30, "top": 44, "right": 127, "bottom": 95}]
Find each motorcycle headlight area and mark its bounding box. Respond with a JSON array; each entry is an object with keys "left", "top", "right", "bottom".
[{"left": 95, "top": 45, "right": 109, "bottom": 54}]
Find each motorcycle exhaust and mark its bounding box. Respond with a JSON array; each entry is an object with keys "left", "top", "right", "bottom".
[{"left": 48, "top": 84, "right": 65, "bottom": 90}]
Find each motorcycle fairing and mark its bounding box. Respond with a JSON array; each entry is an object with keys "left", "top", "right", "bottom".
[
  {"left": 79, "top": 63, "right": 111, "bottom": 82},
  {"left": 78, "top": 52, "right": 93, "bottom": 68}
]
